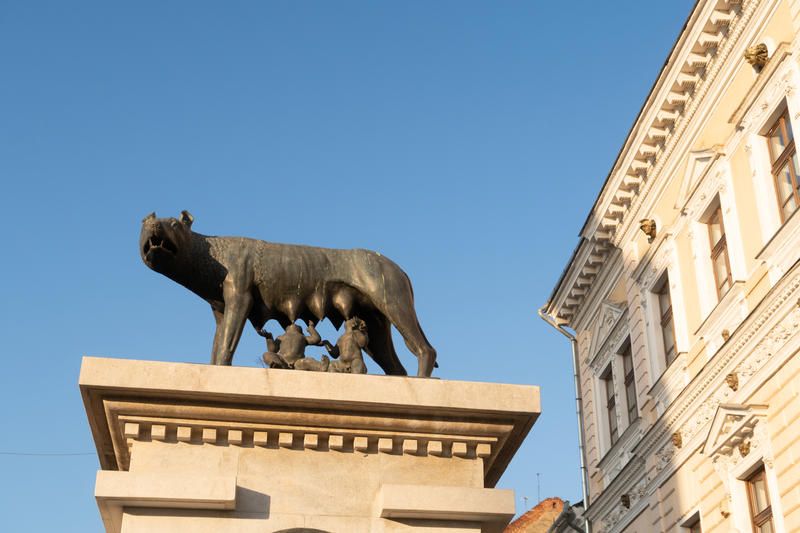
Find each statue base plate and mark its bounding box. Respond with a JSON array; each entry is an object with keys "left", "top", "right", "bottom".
[{"left": 80, "top": 357, "right": 540, "bottom": 533}]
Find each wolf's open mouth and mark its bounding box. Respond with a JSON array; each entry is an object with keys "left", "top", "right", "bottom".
[{"left": 143, "top": 234, "right": 177, "bottom": 256}]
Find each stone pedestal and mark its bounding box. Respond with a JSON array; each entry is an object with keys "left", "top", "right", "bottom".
[{"left": 80, "top": 357, "right": 540, "bottom": 533}]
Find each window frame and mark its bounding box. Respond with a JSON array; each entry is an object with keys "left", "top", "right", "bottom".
[
  {"left": 679, "top": 508, "right": 703, "bottom": 533},
  {"left": 707, "top": 204, "right": 733, "bottom": 300},
  {"left": 601, "top": 365, "right": 618, "bottom": 446},
  {"left": 656, "top": 276, "right": 677, "bottom": 368},
  {"left": 621, "top": 341, "right": 638, "bottom": 424},
  {"left": 767, "top": 110, "right": 799, "bottom": 222},
  {"left": 746, "top": 467, "right": 774, "bottom": 532}
]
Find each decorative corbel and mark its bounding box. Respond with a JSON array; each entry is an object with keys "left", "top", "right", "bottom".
[
  {"left": 672, "top": 431, "right": 683, "bottom": 449},
  {"left": 738, "top": 441, "right": 750, "bottom": 457},
  {"left": 726, "top": 372, "right": 738, "bottom": 391},
  {"left": 720, "top": 497, "right": 730, "bottom": 518},
  {"left": 744, "top": 43, "right": 769, "bottom": 69},
  {"left": 639, "top": 219, "right": 657, "bottom": 242},
  {"left": 620, "top": 494, "right": 630, "bottom": 509}
]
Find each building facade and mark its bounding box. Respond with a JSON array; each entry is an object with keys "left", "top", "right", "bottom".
[{"left": 543, "top": 1, "right": 800, "bottom": 532}]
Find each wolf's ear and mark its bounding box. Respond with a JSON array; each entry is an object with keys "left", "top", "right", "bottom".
[
  {"left": 180, "top": 210, "right": 194, "bottom": 228},
  {"left": 142, "top": 212, "right": 156, "bottom": 224}
]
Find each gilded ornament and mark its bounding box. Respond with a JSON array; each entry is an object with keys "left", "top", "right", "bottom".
[
  {"left": 744, "top": 43, "right": 768, "bottom": 69},
  {"left": 738, "top": 441, "right": 750, "bottom": 457},
  {"left": 639, "top": 219, "right": 657, "bottom": 241}
]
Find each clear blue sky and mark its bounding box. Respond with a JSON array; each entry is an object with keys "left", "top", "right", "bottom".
[{"left": 1, "top": 1, "right": 694, "bottom": 530}]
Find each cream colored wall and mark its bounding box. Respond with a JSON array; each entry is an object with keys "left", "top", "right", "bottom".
[
  {"left": 752, "top": 348, "right": 800, "bottom": 529},
  {"left": 674, "top": 234, "right": 701, "bottom": 347},
  {"left": 729, "top": 146, "right": 765, "bottom": 274},
  {"left": 579, "top": 355, "right": 601, "bottom": 493},
  {"left": 696, "top": 459, "right": 727, "bottom": 533}
]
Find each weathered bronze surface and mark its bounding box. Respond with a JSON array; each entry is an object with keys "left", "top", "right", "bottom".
[
  {"left": 258, "top": 322, "right": 321, "bottom": 369},
  {"left": 323, "top": 316, "right": 369, "bottom": 374},
  {"left": 282, "top": 317, "right": 370, "bottom": 373},
  {"left": 139, "top": 211, "right": 437, "bottom": 376}
]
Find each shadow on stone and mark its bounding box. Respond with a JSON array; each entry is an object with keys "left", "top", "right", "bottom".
[
  {"left": 274, "top": 529, "right": 332, "bottom": 533},
  {"left": 236, "top": 486, "right": 270, "bottom": 518}
]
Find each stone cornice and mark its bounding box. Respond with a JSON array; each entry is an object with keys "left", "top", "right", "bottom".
[
  {"left": 547, "top": 0, "right": 767, "bottom": 326},
  {"left": 114, "top": 404, "right": 497, "bottom": 469},
  {"left": 571, "top": 248, "right": 625, "bottom": 332},
  {"left": 79, "top": 357, "right": 541, "bottom": 488}
]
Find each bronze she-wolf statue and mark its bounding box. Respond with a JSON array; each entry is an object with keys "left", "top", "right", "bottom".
[{"left": 139, "top": 210, "right": 437, "bottom": 377}]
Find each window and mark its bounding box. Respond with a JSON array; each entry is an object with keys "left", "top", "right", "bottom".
[
  {"left": 602, "top": 366, "right": 618, "bottom": 445},
  {"left": 747, "top": 467, "right": 774, "bottom": 533},
  {"left": 680, "top": 510, "right": 702, "bottom": 532},
  {"left": 621, "top": 342, "right": 638, "bottom": 424},
  {"left": 707, "top": 205, "right": 732, "bottom": 299},
  {"left": 686, "top": 518, "right": 702, "bottom": 533},
  {"left": 767, "top": 110, "right": 799, "bottom": 222},
  {"left": 656, "top": 277, "right": 677, "bottom": 367}
]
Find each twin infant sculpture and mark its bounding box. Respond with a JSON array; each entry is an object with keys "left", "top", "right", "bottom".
[{"left": 258, "top": 317, "right": 368, "bottom": 373}]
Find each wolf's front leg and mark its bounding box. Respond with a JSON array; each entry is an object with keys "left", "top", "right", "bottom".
[
  {"left": 214, "top": 274, "right": 253, "bottom": 366},
  {"left": 211, "top": 306, "right": 224, "bottom": 364}
]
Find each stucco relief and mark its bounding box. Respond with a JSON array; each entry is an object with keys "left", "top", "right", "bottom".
[
  {"left": 736, "top": 302, "right": 800, "bottom": 381},
  {"left": 596, "top": 475, "right": 648, "bottom": 533},
  {"left": 588, "top": 305, "right": 628, "bottom": 375},
  {"left": 588, "top": 301, "right": 627, "bottom": 368},
  {"left": 712, "top": 453, "right": 734, "bottom": 496},
  {"left": 677, "top": 150, "right": 719, "bottom": 210},
  {"left": 680, "top": 388, "right": 735, "bottom": 445},
  {"left": 637, "top": 238, "right": 675, "bottom": 292},
  {"left": 675, "top": 153, "right": 729, "bottom": 234},
  {"left": 654, "top": 441, "right": 676, "bottom": 474},
  {"left": 752, "top": 420, "right": 775, "bottom": 469},
  {"left": 684, "top": 169, "right": 727, "bottom": 220},
  {"left": 739, "top": 61, "right": 799, "bottom": 132}
]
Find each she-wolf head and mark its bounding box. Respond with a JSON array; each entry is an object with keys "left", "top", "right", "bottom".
[{"left": 139, "top": 210, "right": 194, "bottom": 272}]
